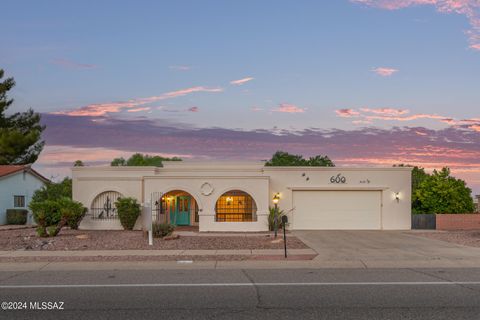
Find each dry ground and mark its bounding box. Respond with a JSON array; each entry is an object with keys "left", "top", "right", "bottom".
[
  {"left": 413, "top": 230, "right": 480, "bottom": 247},
  {"left": 0, "top": 228, "right": 308, "bottom": 251}
]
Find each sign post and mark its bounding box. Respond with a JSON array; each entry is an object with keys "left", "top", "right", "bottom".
[
  {"left": 142, "top": 202, "right": 153, "bottom": 246},
  {"left": 282, "top": 215, "right": 288, "bottom": 258}
]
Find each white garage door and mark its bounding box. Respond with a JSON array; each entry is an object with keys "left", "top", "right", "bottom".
[{"left": 292, "top": 191, "right": 382, "bottom": 230}]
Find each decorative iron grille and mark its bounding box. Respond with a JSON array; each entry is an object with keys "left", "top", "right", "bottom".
[
  {"left": 151, "top": 192, "right": 167, "bottom": 223},
  {"left": 90, "top": 191, "right": 122, "bottom": 220},
  {"left": 215, "top": 190, "right": 257, "bottom": 222}
]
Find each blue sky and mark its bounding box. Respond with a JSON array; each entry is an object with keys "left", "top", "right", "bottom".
[{"left": 1, "top": 0, "right": 480, "bottom": 192}]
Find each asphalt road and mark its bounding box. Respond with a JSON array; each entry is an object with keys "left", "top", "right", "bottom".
[{"left": 1, "top": 268, "right": 480, "bottom": 319}]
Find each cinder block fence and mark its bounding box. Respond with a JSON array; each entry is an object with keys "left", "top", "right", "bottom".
[
  {"left": 436, "top": 214, "right": 480, "bottom": 230},
  {"left": 412, "top": 213, "right": 480, "bottom": 230}
]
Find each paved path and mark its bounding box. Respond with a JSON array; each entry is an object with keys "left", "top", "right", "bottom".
[{"left": 1, "top": 268, "right": 480, "bottom": 319}]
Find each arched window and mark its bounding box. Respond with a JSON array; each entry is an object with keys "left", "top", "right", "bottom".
[
  {"left": 215, "top": 190, "right": 257, "bottom": 222},
  {"left": 90, "top": 191, "right": 123, "bottom": 219}
]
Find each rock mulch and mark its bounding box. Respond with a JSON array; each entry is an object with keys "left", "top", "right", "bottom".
[
  {"left": 0, "top": 228, "right": 308, "bottom": 251},
  {"left": 413, "top": 230, "right": 480, "bottom": 247}
]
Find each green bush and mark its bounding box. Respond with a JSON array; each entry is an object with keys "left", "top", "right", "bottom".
[
  {"left": 57, "top": 197, "right": 87, "bottom": 230},
  {"left": 268, "top": 207, "right": 286, "bottom": 231},
  {"left": 29, "top": 200, "right": 62, "bottom": 230},
  {"left": 115, "top": 197, "right": 141, "bottom": 230},
  {"left": 414, "top": 168, "right": 474, "bottom": 214},
  {"left": 6, "top": 209, "right": 28, "bottom": 225},
  {"left": 152, "top": 223, "right": 175, "bottom": 238},
  {"left": 29, "top": 198, "right": 86, "bottom": 237}
]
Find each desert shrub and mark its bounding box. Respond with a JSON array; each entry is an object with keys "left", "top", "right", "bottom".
[
  {"left": 115, "top": 197, "right": 141, "bottom": 230},
  {"left": 57, "top": 197, "right": 87, "bottom": 230},
  {"left": 29, "top": 200, "right": 62, "bottom": 236},
  {"left": 152, "top": 222, "right": 175, "bottom": 238},
  {"left": 29, "top": 198, "right": 86, "bottom": 237},
  {"left": 268, "top": 207, "right": 286, "bottom": 231},
  {"left": 6, "top": 209, "right": 28, "bottom": 225}
]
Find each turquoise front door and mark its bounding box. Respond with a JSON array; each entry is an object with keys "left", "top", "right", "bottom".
[{"left": 170, "top": 196, "right": 190, "bottom": 226}]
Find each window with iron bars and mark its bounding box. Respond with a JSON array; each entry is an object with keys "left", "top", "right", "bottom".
[
  {"left": 90, "top": 191, "right": 122, "bottom": 220},
  {"left": 215, "top": 190, "right": 257, "bottom": 222}
]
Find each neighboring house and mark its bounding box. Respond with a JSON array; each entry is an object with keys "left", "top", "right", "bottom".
[
  {"left": 475, "top": 195, "right": 480, "bottom": 213},
  {"left": 0, "top": 165, "right": 49, "bottom": 225},
  {"left": 73, "top": 161, "right": 412, "bottom": 231}
]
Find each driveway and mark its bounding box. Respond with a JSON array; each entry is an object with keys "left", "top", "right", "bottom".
[{"left": 293, "top": 230, "right": 480, "bottom": 268}]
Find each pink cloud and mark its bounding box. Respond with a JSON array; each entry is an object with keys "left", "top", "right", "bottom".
[
  {"left": 372, "top": 67, "right": 399, "bottom": 76},
  {"left": 352, "top": 0, "right": 480, "bottom": 50},
  {"left": 360, "top": 107, "right": 409, "bottom": 116},
  {"left": 470, "top": 125, "right": 480, "bottom": 131},
  {"left": 230, "top": 77, "right": 254, "bottom": 86},
  {"left": 335, "top": 108, "right": 361, "bottom": 117},
  {"left": 52, "top": 86, "right": 223, "bottom": 116},
  {"left": 272, "top": 103, "right": 306, "bottom": 113},
  {"left": 126, "top": 107, "right": 151, "bottom": 113},
  {"left": 336, "top": 107, "right": 480, "bottom": 132},
  {"left": 365, "top": 113, "right": 448, "bottom": 121},
  {"left": 415, "top": 130, "right": 428, "bottom": 136},
  {"left": 188, "top": 106, "right": 199, "bottom": 112}
]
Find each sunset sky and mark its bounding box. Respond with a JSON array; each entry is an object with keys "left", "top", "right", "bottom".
[{"left": 1, "top": 0, "right": 480, "bottom": 193}]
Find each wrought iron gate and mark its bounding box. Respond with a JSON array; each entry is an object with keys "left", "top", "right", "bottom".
[{"left": 150, "top": 191, "right": 166, "bottom": 223}]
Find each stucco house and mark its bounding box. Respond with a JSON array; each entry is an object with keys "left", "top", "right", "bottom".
[
  {"left": 72, "top": 161, "right": 412, "bottom": 231},
  {"left": 0, "top": 165, "right": 49, "bottom": 225}
]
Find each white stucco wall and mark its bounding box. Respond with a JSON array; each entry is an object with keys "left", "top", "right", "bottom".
[
  {"left": 0, "top": 171, "right": 46, "bottom": 225},
  {"left": 73, "top": 167, "right": 155, "bottom": 230},
  {"left": 264, "top": 167, "right": 412, "bottom": 230},
  {"left": 72, "top": 162, "right": 411, "bottom": 231}
]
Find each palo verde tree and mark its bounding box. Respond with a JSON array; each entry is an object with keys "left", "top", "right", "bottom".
[
  {"left": 0, "top": 69, "right": 45, "bottom": 164},
  {"left": 265, "top": 151, "right": 335, "bottom": 167}
]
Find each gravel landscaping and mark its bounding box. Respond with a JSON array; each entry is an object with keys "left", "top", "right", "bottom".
[
  {"left": 0, "top": 228, "right": 308, "bottom": 251},
  {"left": 413, "top": 230, "right": 480, "bottom": 247}
]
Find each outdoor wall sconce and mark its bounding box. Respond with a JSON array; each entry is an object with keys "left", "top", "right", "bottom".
[
  {"left": 394, "top": 192, "right": 400, "bottom": 203},
  {"left": 272, "top": 193, "right": 280, "bottom": 205}
]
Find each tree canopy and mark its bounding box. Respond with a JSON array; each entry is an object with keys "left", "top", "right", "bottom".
[
  {"left": 31, "top": 177, "right": 72, "bottom": 203},
  {"left": 396, "top": 164, "right": 474, "bottom": 214},
  {"left": 414, "top": 167, "right": 474, "bottom": 214},
  {"left": 73, "top": 160, "right": 85, "bottom": 167},
  {"left": 265, "top": 151, "right": 335, "bottom": 167},
  {"left": 111, "top": 153, "right": 182, "bottom": 167},
  {"left": 0, "top": 69, "right": 45, "bottom": 164}
]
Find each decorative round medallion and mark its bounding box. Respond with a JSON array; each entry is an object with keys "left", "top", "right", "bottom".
[{"left": 200, "top": 182, "right": 214, "bottom": 196}]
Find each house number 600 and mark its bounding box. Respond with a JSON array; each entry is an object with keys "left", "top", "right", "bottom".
[{"left": 330, "top": 174, "right": 346, "bottom": 184}]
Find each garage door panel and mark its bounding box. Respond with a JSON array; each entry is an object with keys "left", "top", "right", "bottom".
[{"left": 292, "top": 191, "right": 381, "bottom": 230}]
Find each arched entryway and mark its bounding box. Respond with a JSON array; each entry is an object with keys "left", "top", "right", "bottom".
[
  {"left": 152, "top": 190, "right": 198, "bottom": 226},
  {"left": 215, "top": 190, "right": 257, "bottom": 222}
]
